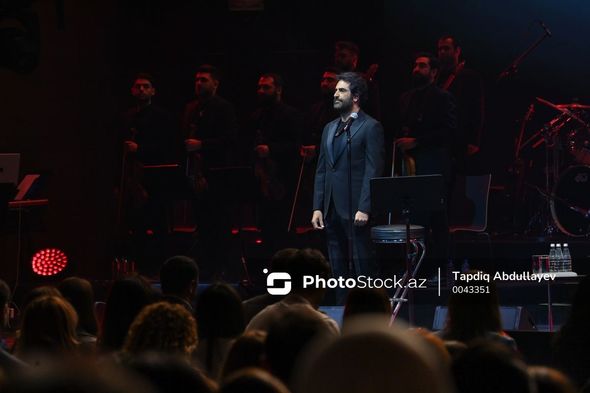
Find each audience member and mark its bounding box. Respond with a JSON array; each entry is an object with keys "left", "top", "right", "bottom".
[
  {"left": 123, "top": 302, "right": 197, "bottom": 359},
  {"left": 21, "top": 286, "right": 62, "bottom": 311},
  {"left": 342, "top": 287, "right": 391, "bottom": 328},
  {"left": 553, "top": 274, "right": 590, "bottom": 387},
  {"left": 437, "top": 272, "right": 516, "bottom": 349},
  {"left": 15, "top": 295, "right": 79, "bottom": 365},
  {"left": 221, "top": 330, "right": 267, "bottom": 380},
  {"left": 247, "top": 249, "right": 338, "bottom": 334},
  {"left": 126, "top": 353, "right": 217, "bottom": 393},
  {"left": 452, "top": 340, "right": 532, "bottom": 393},
  {"left": 528, "top": 366, "right": 576, "bottom": 393},
  {"left": 220, "top": 368, "right": 290, "bottom": 393},
  {"left": 243, "top": 248, "right": 298, "bottom": 323},
  {"left": 159, "top": 256, "right": 199, "bottom": 312},
  {"left": 0, "top": 279, "right": 27, "bottom": 372},
  {"left": 195, "top": 282, "right": 245, "bottom": 380},
  {"left": 295, "top": 315, "right": 453, "bottom": 393},
  {"left": 58, "top": 277, "right": 99, "bottom": 351},
  {"left": 99, "top": 274, "right": 155, "bottom": 352},
  {"left": 0, "top": 360, "right": 155, "bottom": 393},
  {"left": 266, "top": 309, "right": 337, "bottom": 387}
]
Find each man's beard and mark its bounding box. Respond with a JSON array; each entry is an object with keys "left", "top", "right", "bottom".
[
  {"left": 196, "top": 89, "right": 213, "bottom": 101},
  {"left": 438, "top": 56, "right": 455, "bottom": 73},
  {"left": 334, "top": 97, "right": 353, "bottom": 114},
  {"left": 257, "top": 94, "right": 276, "bottom": 106},
  {"left": 411, "top": 73, "right": 431, "bottom": 87}
]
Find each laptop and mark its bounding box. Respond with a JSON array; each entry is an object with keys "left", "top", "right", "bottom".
[{"left": 0, "top": 153, "right": 20, "bottom": 186}]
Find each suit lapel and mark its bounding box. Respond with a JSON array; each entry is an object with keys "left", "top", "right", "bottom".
[
  {"left": 332, "top": 112, "right": 367, "bottom": 165},
  {"left": 326, "top": 120, "right": 338, "bottom": 166}
]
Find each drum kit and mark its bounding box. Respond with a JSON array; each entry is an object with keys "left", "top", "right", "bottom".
[{"left": 516, "top": 97, "right": 590, "bottom": 237}]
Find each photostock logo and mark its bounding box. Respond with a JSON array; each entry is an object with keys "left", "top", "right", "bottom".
[{"left": 264, "top": 269, "right": 292, "bottom": 295}]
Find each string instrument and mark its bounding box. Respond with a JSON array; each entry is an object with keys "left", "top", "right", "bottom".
[
  {"left": 399, "top": 126, "right": 416, "bottom": 176},
  {"left": 117, "top": 127, "right": 148, "bottom": 227},
  {"left": 186, "top": 107, "right": 208, "bottom": 194},
  {"left": 441, "top": 60, "right": 465, "bottom": 91},
  {"left": 254, "top": 129, "right": 286, "bottom": 201}
]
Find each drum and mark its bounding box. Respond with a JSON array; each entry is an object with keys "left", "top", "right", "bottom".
[
  {"left": 566, "top": 128, "right": 590, "bottom": 165},
  {"left": 551, "top": 165, "right": 590, "bottom": 237}
]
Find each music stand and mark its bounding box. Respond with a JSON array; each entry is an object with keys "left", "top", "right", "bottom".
[{"left": 371, "top": 174, "right": 445, "bottom": 323}]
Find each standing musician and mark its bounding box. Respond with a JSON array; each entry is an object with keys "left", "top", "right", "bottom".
[
  {"left": 333, "top": 41, "right": 381, "bottom": 120},
  {"left": 249, "top": 73, "right": 302, "bottom": 252},
  {"left": 396, "top": 53, "right": 456, "bottom": 276},
  {"left": 436, "top": 35, "right": 485, "bottom": 174},
  {"left": 312, "top": 72, "right": 384, "bottom": 302},
  {"left": 181, "top": 64, "right": 238, "bottom": 278},
  {"left": 293, "top": 67, "right": 340, "bottom": 229},
  {"left": 119, "top": 72, "right": 179, "bottom": 235}
]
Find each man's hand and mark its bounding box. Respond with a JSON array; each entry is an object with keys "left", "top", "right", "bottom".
[
  {"left": 354, "top": 211, "right": 369, "bottom": 226},
  {"left": 396, "top": 137, "right": 417, "bottom": 152},
  {"left": 185, "top": 138, "right": 202, "bottom": 152},
  {"left": 311, "top": 210, "right": 325, "bottom": 230},
  {"left": 300, "top": 145, "right": 317, "bottom": 161},
  {"left": 255, "top": 144, "right": 270, "bottom": 158},
  {"left": 124, "top": 141, "right": 138, "bottom": 153}
]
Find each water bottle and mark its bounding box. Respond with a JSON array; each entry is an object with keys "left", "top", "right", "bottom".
[
  {"left": 562, "top": 243, "right": 572, "bottom": 272},
  {"left": 555, "top": 244, "right": 564, "bottom": 272},
  {"left": 446, "top": 259, "right": 455, "bottom": 286},
  {"left": 549, "top": 243, "right": 557, "bottom": 272}
]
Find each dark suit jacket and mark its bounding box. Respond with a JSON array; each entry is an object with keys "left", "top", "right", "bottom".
[
  {"left": 313, "top": 110, "right": 384, "bottom": 219},
  {"left": 398, "top": 84, "right": 456, "bottom": 183},
  {"left": 181, "top": 95, "right": 239, "bottom": 168}
]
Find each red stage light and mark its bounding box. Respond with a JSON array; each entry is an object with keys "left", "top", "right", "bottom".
[{"left": 31, "top": 248, "right": 68, "bottom": 276}]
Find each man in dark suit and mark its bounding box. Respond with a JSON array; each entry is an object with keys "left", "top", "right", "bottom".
[
  {"left": 437, "top": 35, "right": 485, "bottom": 175},
  {"left": 397, "top": 53, "right": 456, "bottom": 275},
  {"left": 311, "top": 72, "right": 385, "bottom": 290}
]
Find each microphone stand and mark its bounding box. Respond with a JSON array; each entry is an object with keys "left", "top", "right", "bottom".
[
  {"left": 346, "top": 116, "right": 354, "bottom": 274},
  {"left": 497, "top": 21, "right": 552, "bottom": 82}
]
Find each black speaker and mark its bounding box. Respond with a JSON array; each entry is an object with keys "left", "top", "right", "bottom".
[{"left": 433, "top": 306, "right": 536, "bottom": 331}]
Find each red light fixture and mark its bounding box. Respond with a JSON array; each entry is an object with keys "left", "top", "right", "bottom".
[{"left": 31, "top": 248, "right": 68, "bottom": 276}]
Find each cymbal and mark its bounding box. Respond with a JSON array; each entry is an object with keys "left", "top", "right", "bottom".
[
  {"left": 556, "top": 103, "right": 590, "bottom": 110},
  {"left": 536, "top": 97, "right": 590, "bottom": 127}
]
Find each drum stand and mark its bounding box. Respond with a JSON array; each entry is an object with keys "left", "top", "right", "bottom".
[{"left": 522, "top": 119, "right": 563, "bottom": 235}]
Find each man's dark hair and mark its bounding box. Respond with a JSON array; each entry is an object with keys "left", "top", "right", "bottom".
[
  {"left": 286, "top": 249, "right": 330, "bottom": 291},
  {"left": 159, "top": 256, "right": 199, "bottom": 296},
  {"left": 266, "top": 310, "right": 330, "bottom": 384},
  {"left": 270, "top": 248, "right": 298, "bottom": 273},
  {"left": 260, "top": 73, "right": 284, "bottom": 90},
  {"left": 438, "top": 34, "right": 460, "bottom": 49},
  {"left": 134, "top": 72, "right": 155, "bottom": 86},
  {"left": 452, "top": 340, "right": 533, "bottom": 393},
  {"left": 196, "top": 64, "right": 221, "bottom": 82},
  {"left": 413, "top": 52, "right": 440, "bottom": 71},
  {"left": 322, "top": 66, "right": 339, "bottom": 75},
  {"left": 337, "top": 72, "right": 368, "bottom": 105},
  {"left": 335, "top": 41, "right": 360, "bottom": 56}
]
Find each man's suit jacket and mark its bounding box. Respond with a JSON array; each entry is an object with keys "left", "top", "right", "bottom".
[{"left": 313, "top": 110, "right": 384, "bottom": 219}]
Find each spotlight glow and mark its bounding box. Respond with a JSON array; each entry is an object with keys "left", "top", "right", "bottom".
[{"left": 31, "top": 248, "right": 68, "bottom": 276}]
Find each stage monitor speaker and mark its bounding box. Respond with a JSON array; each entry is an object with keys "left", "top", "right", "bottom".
[{"left": 433, "top": 305, "right": 536, "bottom": 331}]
